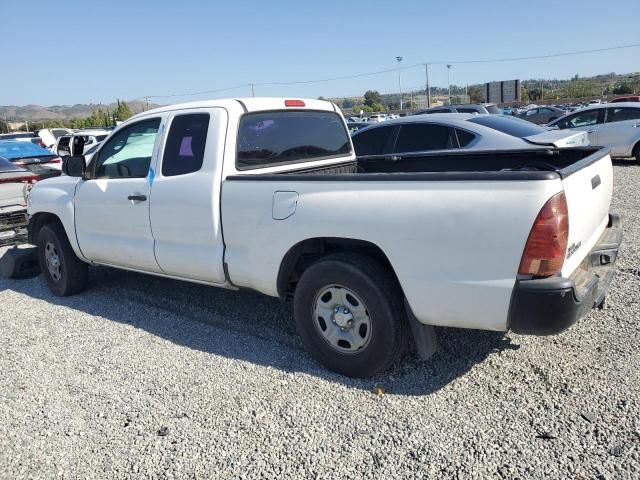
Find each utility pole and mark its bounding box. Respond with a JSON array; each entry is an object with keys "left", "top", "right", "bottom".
[
  {"left": 447, "top": 64, "right": 452, "bottom": 105},
  {"left": 425, "top": 64, "right": 431, "bottom": 108},
  {"left": 396, "top": 56, "right": 403, "bottom": 110},
  {"left": 144, "top": 96, "right": 150, "bottom": 111},
  {"left": 250, "top": 83, "right": 255, "bottom": 97}
]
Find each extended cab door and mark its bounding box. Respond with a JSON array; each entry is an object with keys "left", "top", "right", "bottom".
[
  {"left": 74, "top": 117, "right": 162, "bottom": 272},
  {"left": 149, "top": 108, "right": 228, "bottom": 283}
]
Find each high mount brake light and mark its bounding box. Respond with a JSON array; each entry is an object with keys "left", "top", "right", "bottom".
[
  {"left": 285, "top": 99, "right": 305, "bottom": 107},
  {"left": 518, "top": 191, "right": 569, "bottom": 277}
]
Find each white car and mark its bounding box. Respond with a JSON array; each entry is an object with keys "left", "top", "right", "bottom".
[
  {"left": 368, "top": 114, "right": 387, "bottom": 122},
  {"left": 55, "top": 129, "right": 111, "bottom": 157},
  {"left": 37, "top": 128, "right": 73, "bottom": 152},
  {"left": 352, "top": 113, "right": 590, "bottom": 156},
  {"left": 547, "top": 102, "right": 640, "bottom": 161},
  {"left": 0, "top": 156, "right": 37, "bottom": 246},
  {"left": 26, "top": 97, "right": 621, "bottom": 377}
]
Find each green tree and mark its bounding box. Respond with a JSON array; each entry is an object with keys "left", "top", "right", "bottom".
[
  {"left": 468, "top": 86, "right": 484, "bottom": 103},
  {"left": 613, "top": 83, "right": 633, "bottom": 95},
  {"left": 342, "top": 98, "right": 354, "bottom": 109},
  {"left": 363, "top": 90, "right": 382, "bottom": 108},
  {"left": 113, "top": 100, "right": 133, "bottom": 121},
  {"left": 0, "top": 120, "right": 8, "bottom": 133}
]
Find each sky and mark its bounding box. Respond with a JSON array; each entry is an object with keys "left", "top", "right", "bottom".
[{"left": 2, "top": 0, "right": 639, "bottom": 106}]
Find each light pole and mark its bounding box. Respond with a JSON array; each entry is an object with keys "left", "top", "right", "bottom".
[
  {"left": 447, "top": 64, "right": 452, "bottom": 105},
  {"left": 425, "top": 64, "right": 431, "bottom": 108},
  {"left": 396, "top": 56, "right": 403, "bottom": 110}
]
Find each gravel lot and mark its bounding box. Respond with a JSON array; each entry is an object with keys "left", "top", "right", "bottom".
[{"left": 1, "top": 162, "right": 639, "bottom": 479}]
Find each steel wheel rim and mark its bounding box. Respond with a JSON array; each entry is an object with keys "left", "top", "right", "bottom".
[
  {"left": 312, "top": 285, "right": 372, "bottom": 354},
  {"left": 44, "top": 241, "right": 62, "bottom": 282}
]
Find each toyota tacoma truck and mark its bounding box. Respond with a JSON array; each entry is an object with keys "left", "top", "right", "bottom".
[{"left": 25, "top": 97, "right": 622, "bottom": 377}]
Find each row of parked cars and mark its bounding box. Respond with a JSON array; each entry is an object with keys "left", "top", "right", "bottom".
[{"left": 0, "top": 127, "right": 112, "bottom": 246}]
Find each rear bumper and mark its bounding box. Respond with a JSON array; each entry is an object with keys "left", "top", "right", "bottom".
[{"left": 508, "top": 213, "right": 623, "bottom": 335}]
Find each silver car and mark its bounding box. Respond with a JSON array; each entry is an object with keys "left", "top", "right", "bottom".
[
  {"left": 351, "top": 113, "right": 589, "bottom": 159},
  {"left": 547, "top": 102, "right": 640, "bottom": 161}
]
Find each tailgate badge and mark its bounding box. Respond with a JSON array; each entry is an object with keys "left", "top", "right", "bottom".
[{"left": 566, "top": 241, "right": 582, "bottom": 259}]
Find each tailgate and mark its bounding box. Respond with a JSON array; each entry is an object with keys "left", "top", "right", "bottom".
[{"left": 560, "top": 150, "right": 613, "bottom": 276}]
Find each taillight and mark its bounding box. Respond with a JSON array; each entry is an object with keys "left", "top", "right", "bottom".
[
  {"left": 285, "top": 99, "right": 305, "bottom": 107},
  {"left": 49, "top": 157, "right": 62, "bottom": 164},
  {"left": 39, "top": 142, "right": 46, "bottom": 148},
  {"left": 0, "top": 175, "right": 39, "bottom": 184},
  {"left": 518, "top": 191, "right": 569, "bottom": 277}
]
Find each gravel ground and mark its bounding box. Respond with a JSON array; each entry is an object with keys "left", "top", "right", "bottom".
[{"left": 0, "top": 162, "right": 639, "bottom": 479}]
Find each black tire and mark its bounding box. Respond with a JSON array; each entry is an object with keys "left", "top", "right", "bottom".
[
  {"left": 37, "top": 223, "right": 88, "bottom": 296},
  {"left": 293, "top": 253, "right": 407, "bottom": 377},
  {"left": 633, "top": 141, "right": 640, "bottom": 163}
]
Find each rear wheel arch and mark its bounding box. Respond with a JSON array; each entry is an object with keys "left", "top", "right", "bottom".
[
  {"left": 633, "top": 139, "right": 640, "bottom": 162},
  {"left": 277, "top": 237, "right": 402, "bottom": 301}
]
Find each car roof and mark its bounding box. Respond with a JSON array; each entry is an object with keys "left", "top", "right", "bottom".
[
  {"left": 130, "top": 97, "right": 336, "bottom": 121},
  {"left": 570, "top": 102, "right": 640, "bottom": 112},
  {"left": 355, "top": 113, "right": 478, "bottom": 130}
]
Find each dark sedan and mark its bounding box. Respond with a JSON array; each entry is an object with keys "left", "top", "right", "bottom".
[
  {"left": 518, "top": 106, "right": 567, "bottom": 125},
  {"left": 0, "top": 141, "right": 62, "bottom": 179}
]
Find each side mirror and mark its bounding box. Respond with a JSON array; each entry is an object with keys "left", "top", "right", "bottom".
[{"left": 62, "top": 155, "right": 87, "bottom": 178}]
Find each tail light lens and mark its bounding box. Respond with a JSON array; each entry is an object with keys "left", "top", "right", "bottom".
[
  {"left": 285, "top": 99, "right": 305, "bottom": 107},
  {"left": 0, "top": 175, "right": 39, "bottom": 184},
  {"left": 518, "top": 191, "right": 569, "bottom": 277},
  {"left": 49, "top": 157, "right": 62, "bottom": 164}
]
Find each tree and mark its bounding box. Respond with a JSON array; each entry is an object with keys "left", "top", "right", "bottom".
[
  {"left": 113, "top": 100, "right": 133, "bottom": 121},
  {"left": 342, "top": 98, "right": 354, "bottom": 109},
  {"left": 0, "top": 120, "right": 8, "bottom": 134},
  {"left": 317, "top": 96, "right": 325, "bottom": 100},
  {"left": 520, "top": 86, "right": 530, "bottom": 102},
  {"left": 468, "top": 86, "right": 484, "bottom": 103},
  {"left": 613, "top": 83, "right": 633, "bottom": 95},
  {"left": 363, "top": 90, "right": 382, "bottom": 108}
]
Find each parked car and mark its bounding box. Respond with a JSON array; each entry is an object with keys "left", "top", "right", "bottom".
[
  {"left": 0, "top": 156, "right": 38, "bottom": 247},
  {"left": 55, "top": 129, "right": 111, "bottom": 157},
  {"left": 0, "top": 131, "right": 47, "bottom": 148},
  {"left": 0, "top": 141, "right": 63, "bottom": 178},
  {"left": 547, "top": 102, "right": 640, "bottom": 161},
  {"left": 346, "top": 122, "right": 371, "bottom": 135},
  {"left": 352, "top": 113, "right": 589, "bottom": 158},
  {"left": 414, "top": 103, "right": 501, "bottom": 115},
  {"left": 610, "top": 96, "right": 640, "bottom": 103},
  {"left": 501, "top": 106, "right": 514, "bottom": 115},
  {"left": 518, "top": 106, "right": 566, "bottom": 125},
  {"left": 36, "top": 128, "right": 73, "bottom": 151},
  {"left": 368, "top": 114, "right": 387, "bottom": 123},
  {"left": 26, "top": 97, "right": 620, "bottom": 377}
]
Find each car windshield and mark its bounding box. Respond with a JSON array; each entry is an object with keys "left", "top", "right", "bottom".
[
  {"left": 0, "top": 141, "right": 55, "bottom": 159},
  {"left": 467, "top": 115, "right": 547, "bottom": 138}
]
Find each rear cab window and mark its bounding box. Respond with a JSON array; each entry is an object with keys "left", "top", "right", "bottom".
[
  {"left": 236, "top": 110, "right": 351, "bottom": 170},
  {"left": 162, "top": 113, "right": 210, "bottom": 176}
]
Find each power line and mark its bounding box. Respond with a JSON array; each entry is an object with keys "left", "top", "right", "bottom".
[{"left": 145, "top": 42, "right": 640, "bottom": 99}]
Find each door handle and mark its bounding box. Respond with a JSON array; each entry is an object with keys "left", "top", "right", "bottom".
[
  {"left": 390, "top": 155, "right": 402, "bottom": 161},
  {"left": 127, "top": 194, "right": 147, "bottom": 202},
  {"left": 587, "top": 130, "right": 596, "bottom": 134}
]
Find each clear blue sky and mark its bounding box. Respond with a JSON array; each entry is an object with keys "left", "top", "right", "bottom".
[{"left": 2, "top": 0, "right": 639, "bottom": 106}]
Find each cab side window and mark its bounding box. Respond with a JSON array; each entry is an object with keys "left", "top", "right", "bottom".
[
  {"left": 94, "top": 118, "right": 160, "bottom": 178},
  {"left": 162, "top": 113, "right": 210, "bottom": 176}
]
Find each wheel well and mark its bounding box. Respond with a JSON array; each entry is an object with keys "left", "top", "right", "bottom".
[
  {"left": 28, "top": 213, "right": 62, "bottom": 245},
  {"left": 277, "top": 237, "right": 400, "bottom": 302},
  {"left": 633, "top": 139, "right": 640, "bottom": 159}
]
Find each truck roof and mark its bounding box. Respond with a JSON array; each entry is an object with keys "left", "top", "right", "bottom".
[{"left": 131, "top": 97, "right": 338, "bottom": 121}]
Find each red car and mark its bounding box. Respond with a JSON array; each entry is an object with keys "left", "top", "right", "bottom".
[{"left": 610, "top": 96, "right": 640, "bottom": 103}]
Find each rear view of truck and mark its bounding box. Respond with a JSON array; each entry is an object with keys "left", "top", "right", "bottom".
[{"left": 509, "top": 149, "right": 622, "bottom": 334}]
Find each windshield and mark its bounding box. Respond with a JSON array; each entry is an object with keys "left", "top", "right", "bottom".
[
  {"left": 0, "top": 141, "right": 55, "bottom": 159},
  {"left": 467, "top": 115, "right": 547, "bottom": 138}
]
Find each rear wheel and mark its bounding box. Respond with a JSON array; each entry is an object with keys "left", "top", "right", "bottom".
[
  {"left": 37, "top": 223, "right": 88, "bottom": 296},
  {"left": 633, "top": 141, "right": 640, "bottom": 163},
  {"left": 293, "top": 253, "right": 407, "bottom": 377}
]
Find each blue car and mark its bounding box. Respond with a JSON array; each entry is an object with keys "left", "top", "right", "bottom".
[
  {"left": 0, "top": 141, "right": 61, "bottom": 178},
  {"left": 502, "top": 107, "right": 514, "bottom": 115}
]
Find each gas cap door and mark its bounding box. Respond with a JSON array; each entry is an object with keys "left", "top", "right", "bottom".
[{"left": 272, "top": 191, "right": 298, "bottom": 220}]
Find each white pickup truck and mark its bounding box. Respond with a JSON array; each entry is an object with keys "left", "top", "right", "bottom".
[{"left": 25, "top": 97, "right": 622, "bottom": 377}]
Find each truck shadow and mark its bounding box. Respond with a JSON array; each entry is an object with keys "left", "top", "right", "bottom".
[{"left": 3, "top": 266, "right": 517, "bottom": 396}]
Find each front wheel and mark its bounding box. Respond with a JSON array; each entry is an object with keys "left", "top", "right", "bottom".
[
  {"left": 293, "top": 253, "right": 407, "bottom": 377},
  {"left": 37, "top": 223, "right": 88, "bottom": 296}
]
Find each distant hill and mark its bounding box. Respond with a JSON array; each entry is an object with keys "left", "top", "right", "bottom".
[{"left": 0, "top": 100, "right": 160, "bottom": 121}]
